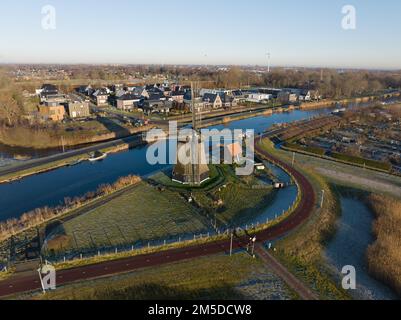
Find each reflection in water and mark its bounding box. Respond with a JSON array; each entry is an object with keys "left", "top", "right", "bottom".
[{"left": 325, "top": 197, "right": 397, "bottom": 300}]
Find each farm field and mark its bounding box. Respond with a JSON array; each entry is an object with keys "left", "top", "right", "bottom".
[{"left": 45, "top": 182, "right": 208, "bottom": 255}]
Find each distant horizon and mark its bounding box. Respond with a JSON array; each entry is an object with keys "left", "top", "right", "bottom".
[{"left": 2, "top": 62, "right": 400, "bottom": 72}]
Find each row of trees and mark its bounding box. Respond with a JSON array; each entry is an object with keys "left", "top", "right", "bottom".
[
  {"left": 215, "top": 67, "right": 401, "bottom": 99},
  {"left": 0, "top": 70, "right": 25, "bottom": 126}
]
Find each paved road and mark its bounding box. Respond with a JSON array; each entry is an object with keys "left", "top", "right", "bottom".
[
  {"left": 0, "top": 139, "right": 316, "bottom": 298},
  {"left": 255, "top": 244, "right": 317, "bottom": 300},
  {"left": 0, "top": 135, "right": 143, "bottom": 179}
]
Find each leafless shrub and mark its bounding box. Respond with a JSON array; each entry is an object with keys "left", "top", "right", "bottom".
[{"left": 367, "top": 194, "right": 401, "bottom": 296}]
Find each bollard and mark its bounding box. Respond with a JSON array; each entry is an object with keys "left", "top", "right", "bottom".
[
  {"left": 131, "top": 245, "right": 134, "bottom": 251},
  {"left": 164, "top": 240, "right": 166, "bottom": 246},
  {"left": 80, "top": 254, "right": 83, "bottom": 260},
  {"left": 63, "top": 256, "right": 66, "bottom": 263},
  {"left": 115, "top": 248, "right": 118, "bottom": 254},
  {"left": 98, "top": 251, "right": 100, "bottom": 257}
]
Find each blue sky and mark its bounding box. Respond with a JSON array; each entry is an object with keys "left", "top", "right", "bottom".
[{"left": 1, "top": 0, "right": 400, "bottom": 69}]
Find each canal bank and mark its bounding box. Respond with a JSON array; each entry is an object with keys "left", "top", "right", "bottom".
[{"left": 325, "top": 195, "right": 398, "bottom": 300}]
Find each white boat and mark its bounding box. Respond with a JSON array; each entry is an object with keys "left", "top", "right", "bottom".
[{"left": 88, "top": 151, "right": 107, "bottom": 162}]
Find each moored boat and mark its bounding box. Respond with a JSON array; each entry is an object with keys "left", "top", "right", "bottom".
[{"left": 88, "top": 151, "right": 107, "bottom": 162}]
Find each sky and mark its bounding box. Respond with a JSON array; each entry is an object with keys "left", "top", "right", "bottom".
[{"left": 0, "top": 0, "right": 400, "bottom": 69}]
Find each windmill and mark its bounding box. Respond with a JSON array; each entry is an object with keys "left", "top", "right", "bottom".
[{"left": 172, "top": 82, "right": 210, "bottom": 186}]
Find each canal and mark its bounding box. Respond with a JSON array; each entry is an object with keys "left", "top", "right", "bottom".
[{"left": 0, "top": 107, "right": 358, "bottom": 222}]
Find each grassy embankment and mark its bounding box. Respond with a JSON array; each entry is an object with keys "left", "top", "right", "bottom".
[
  {"left": 0, "top": 142, "right": 134, "bottom": 184},
  {"left": 258, "top": 138, "right": 351, "bottom": 300},
  {"left": 45, "top": 182, "right": 208, "bottom": 255},
  {"left": 366, "top": 194, "right": 401, "bottom": 296},
  {"left": 30, "top": 253, "right": 296, "bottom": 300},
  {"left": 0, "top": 119, "right": 151, "bottom": 150}
]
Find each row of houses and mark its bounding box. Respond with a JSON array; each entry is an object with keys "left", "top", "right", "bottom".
[
  {"left": 75, "top": 81, "right": 320, "bottom": 116},
  {"left": 198, "top": 87, "right": 320, "bottom": 105},
  {"left": 36, "top": 84, "right": 90, "bottom": 121}
]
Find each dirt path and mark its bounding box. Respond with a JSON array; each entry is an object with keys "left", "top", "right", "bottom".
[
  {"left": 254, "top": 244, "right": 317, "bottom": 300},
  {"left": 316, "top": 168, "right": 401, "bottom": 198}
]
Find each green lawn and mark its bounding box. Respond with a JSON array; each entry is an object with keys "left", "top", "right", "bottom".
[
  {"left": 194, "top": 183, "right": 277, "bottom": 226},
  {"left": 45, "top": 183, "right": 208, "bottom": 254},
  {"left": 151, "top": 165, "right": 277, "bottom": 227}
]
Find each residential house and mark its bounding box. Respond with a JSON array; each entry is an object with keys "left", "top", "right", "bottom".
[
  {"left": 246, "top": 93, "right": 272, "bottom": 103},
  {"left": 183, "top": 93, "right": 206, "bottom": 113},
  {"left": 143, "top": 100, "right": 171, "bottom": 115},
  {"left": 76, "top": 85, "right": 94, "bottom": 96},
  {"left": 42, "top": 94, "right": 67, "bottom": 105},
  {"left": 38, "top": 104, "right": 65, "bottom": 121},
  {"left": 37, "top": 84, "right": 58, "bottom": 96},
  {"left": 163, "top": 87, "right": 172, "bottom": 97},
  {"left": 280, "top": 88, "right": 318, "bottom": 102},
  {"left": 299, "top": 89, "right": 312, "bottom": 101},
  {"left": 115, "top": 89, "right": 127, "bottom": 98},
  {"left": 117, "top": 93, "right": 142, "bottom": 111},
  {"left": 232, "top": 90, "right": 246, "bottom": 102},
  {"left": 258, "top": 88, "right": 282, "bottom": 99},
  {"left": 278, "top": 91, "right": 298, "bottom": 104},
  {"left": 219, "top": 93, "right": 237, "bottom": 109},
  {"left": 67, "top": 101, "right": 90, "bottom": 118},
  {"left": 93, "top": 88, "right": 109, "bottom": 106},
  {"left": 148, "top": 92, "right": 166, "bottom": 102},
  {"left": 199, "top": 88, "right": 232, "bottom": 97},
  {"left": 202, "top": 93, "right": 223, "bottom": 110},
  {"left": 171, "top": 91, "right": 185, "bottom": 103},
  {"left": 38, "top": 84, "right": 60, "bottom": 103}
]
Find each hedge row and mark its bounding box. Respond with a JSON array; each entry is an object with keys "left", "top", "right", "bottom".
[
  {"left": 284, "top": 143, "right": 326, "bottom": 156},
  {"left": 330, "top": 152, "right": 392, "bottom": 171}
]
